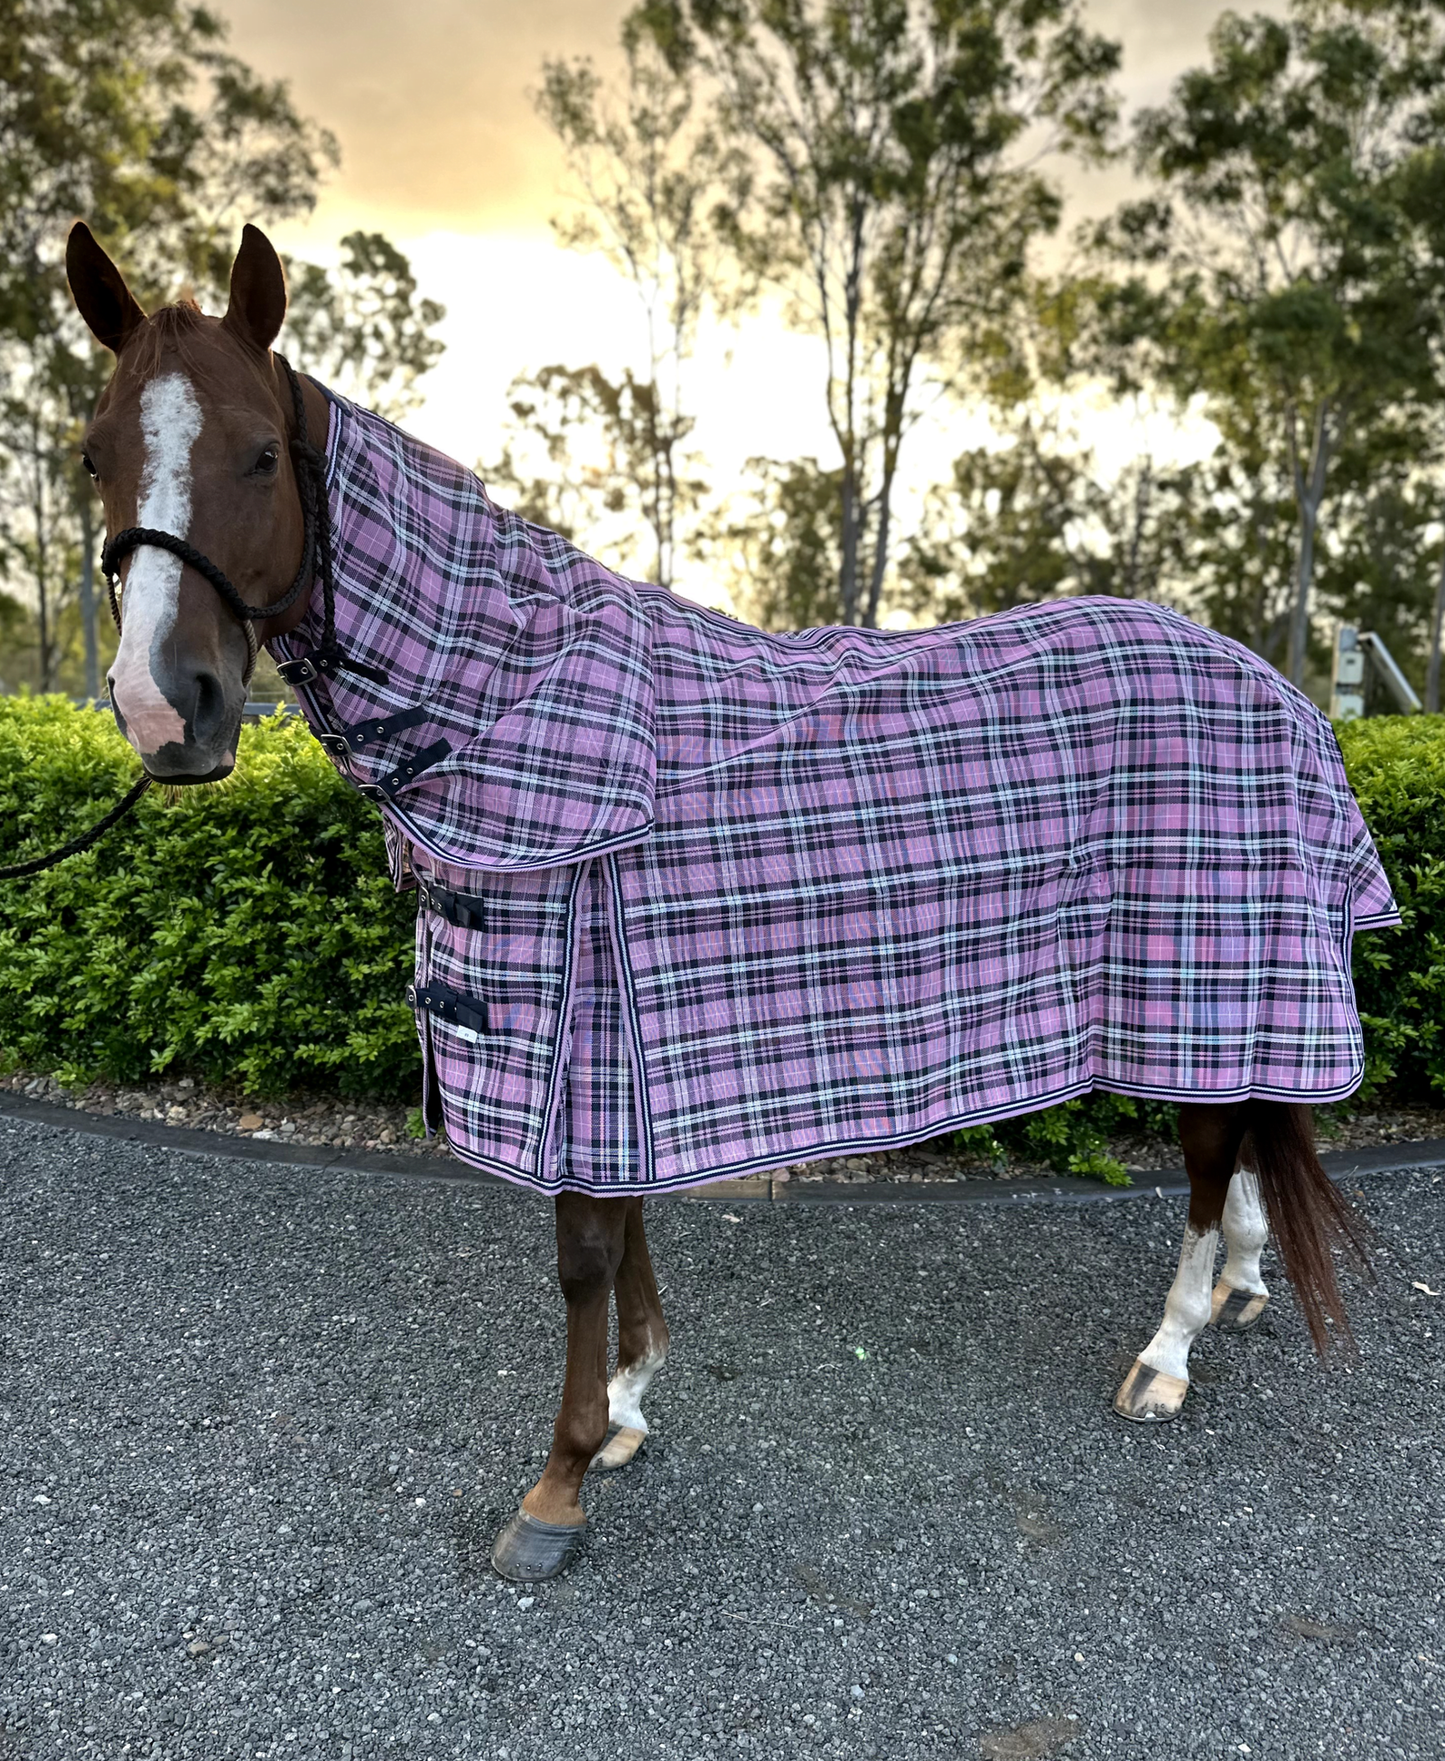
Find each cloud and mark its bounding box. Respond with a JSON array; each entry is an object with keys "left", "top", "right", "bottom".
[
  {"left": 216, "top": 0, "right": 1265, "bottom": 511},
  {"left": 224, "top": 0, "right": 632, "bottom": 237},
  {"left": 225, "top": 0, "right": 1285, "bottom": 243}
]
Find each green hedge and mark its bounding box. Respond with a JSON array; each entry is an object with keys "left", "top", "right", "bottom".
[
  {"left": 0, "top": 698, "right": 1439, "bottom": 1172},
  {"left": 1336, "top": 714, "right": 1445, "bottom": 1104},
  {"left": 0, "top": 697, "right": 416, "bottom": 1098}
]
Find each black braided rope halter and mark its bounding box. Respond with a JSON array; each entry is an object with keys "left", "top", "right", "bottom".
[{"left": 1, "top": 357, "right": 327, "bottom": 882}]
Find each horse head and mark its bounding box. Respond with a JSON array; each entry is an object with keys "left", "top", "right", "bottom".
[{"left": 66, "top": 222, "right": 324, "bottom": 781}]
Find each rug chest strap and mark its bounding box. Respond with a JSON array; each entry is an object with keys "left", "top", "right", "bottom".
[
  {"left": 416, "top": 876, "right": 487, "bottom": 931},
  {"left": 277, "top": 645, "right": 390, "bottom": 687},
  {"left": 406, "top": 981, "right": 488, "bottom": 1035},
  {"left": 354, "top": 739, "right": 451, "bottom": 802},
  {"left": 316, "top": 704, "right": 431, "bottom": 758}
]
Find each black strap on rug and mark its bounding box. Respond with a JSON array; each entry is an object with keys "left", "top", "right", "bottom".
[
  {"left": 354, "top": 739, "right": 451, "bottom": 803},
  {"left": 316, "top": 705, "right": 431, "bottom": 758},
  {"left": 415, "top": 876, "right": 488, "bottom": 931},
  {"left": 406, "top": 981, "right": 489, "bottom": 1035}
]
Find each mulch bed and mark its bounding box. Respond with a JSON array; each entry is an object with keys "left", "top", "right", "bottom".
[{"left": 4, "top": 1070, "right": 1442, "bottom": 1186}]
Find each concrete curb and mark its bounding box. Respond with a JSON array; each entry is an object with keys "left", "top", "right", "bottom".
[{"left": 2, "top": 1091, "right": 1442, "bottom": 1207}]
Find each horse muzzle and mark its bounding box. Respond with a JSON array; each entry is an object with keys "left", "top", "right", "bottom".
[{"left": 108, "top": 662, "right": 242, "bottom": 782}]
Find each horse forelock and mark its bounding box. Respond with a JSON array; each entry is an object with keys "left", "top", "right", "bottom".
[{"left": 115, "top": 302, "right": 281, "bottom": 413}]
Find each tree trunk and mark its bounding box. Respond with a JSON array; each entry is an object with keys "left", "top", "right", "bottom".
[
  {"left": 1125, "top": 459, "right": 1152, "bottom": 598},
  {"left": 1287, "top": 403, "right": 1332, "bottom": 689},
  {"left": 1287, "top": 490, "right": 1319, "bottom": 688},
  {"left": 32, "top": 428, "right": 53, "bottom": 694},
  {"left": 838, "top": 459, "right": 860, "bottom": 625},
  {"left": 1427, "top": 536, "right": 1445, "bottom": 714},
  {"left": 863, "top": 478, "right": 893, "bottom": 630},
  {"left": 78, "top": 492, "right": 99, "bottom": 700}
]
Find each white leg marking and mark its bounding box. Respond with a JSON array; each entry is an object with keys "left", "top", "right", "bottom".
[
  {"left": 1219, "top": 1170, "right": 1269, "bottom": 1297},
  {"left": 1139, "top": 1223, "right": 1219, "bottom": 1383},
  {"left": 607, "top": 1344, "right": 667, "bottom": 1436},
  {"left": 109, "top": 372, "right": 203, "bottom": 754}
]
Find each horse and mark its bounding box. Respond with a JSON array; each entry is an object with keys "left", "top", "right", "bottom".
[{"left": 65, "top": 220, "right": 1397, "bottom": 1584}]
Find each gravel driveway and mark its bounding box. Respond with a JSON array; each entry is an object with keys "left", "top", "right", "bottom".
[{"left": 0, "top": 1116, "right": 1440, "bottom": 1761}]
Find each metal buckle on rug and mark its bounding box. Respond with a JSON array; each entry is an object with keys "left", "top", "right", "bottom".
[
  {"left": 406, "top": 981, "right": 488, "bottom": 1040},
  {"left": 416, "top": 876, "right": 487, "bottom": 931},
  {"left": 354, "top": 739, "right": 451, "bottom": 802},
  {"left": 277, "top": 645, "right": 391, "bottom": 687}
]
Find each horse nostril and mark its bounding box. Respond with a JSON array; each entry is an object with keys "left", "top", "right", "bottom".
[{"left": 190, "top": 670, "right": 228, "bottom": 744}]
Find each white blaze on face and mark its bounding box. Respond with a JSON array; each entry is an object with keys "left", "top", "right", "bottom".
[{"left": 108, "top": 372, "right": 204, "bottom": 754}]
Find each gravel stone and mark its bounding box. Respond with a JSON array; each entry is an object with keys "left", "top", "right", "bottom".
[{"left": 0, "top": 1115, "right": 1440, "bottom": 1760}]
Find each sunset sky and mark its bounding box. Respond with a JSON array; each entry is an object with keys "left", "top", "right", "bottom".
[{"left": 219, "top": 0, "right": 1280, "bottom": 598}]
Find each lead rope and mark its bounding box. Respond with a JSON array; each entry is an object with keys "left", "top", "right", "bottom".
[
  {"left": 0, "top": 773, "right": 155, "bottom": 881},
  {"left": 1, "top": 357, "right": 326, "bottom": 882}
]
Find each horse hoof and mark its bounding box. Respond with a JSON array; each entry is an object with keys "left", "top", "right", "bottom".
[
  {"left": 1112, "top": 1359, "right": 1188, "bottom": 1423},
  {"left": 490, "top": 1508, "right": 588, "bottom": 1582},
  {"left": 1211, "top": 1282, "right": 1269, "bottom": 1332},
  {"left": 591, "top": 1424, "right": 647, "bottom": 1472}
]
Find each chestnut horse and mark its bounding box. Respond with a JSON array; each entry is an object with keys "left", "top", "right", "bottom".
[{"left": 66, "top": 221, "right": 1368, "bottom": 1583}]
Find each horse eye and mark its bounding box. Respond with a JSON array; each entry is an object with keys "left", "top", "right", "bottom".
[
  {"left": 253, "top": 444, "right": 280, "bottom": 476},
  {"left": 81, "top": 453, "right": 99, "bottom": 480}
]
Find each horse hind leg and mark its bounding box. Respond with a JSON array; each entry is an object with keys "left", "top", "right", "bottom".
[
  {"left": 594, "top": 1198, "right": 669, "bottom": 1472},
  {"left": 1211, "top": 1168, "right": 1270, "bottom": 1332},
  {"left": 1114, "top": 1101, "right": 1249, "bottom": 1424}
]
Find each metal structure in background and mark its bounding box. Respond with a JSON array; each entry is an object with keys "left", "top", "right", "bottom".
[
  {"left": 1331, "top": 624, "right": 1423, "bottom": 720},
  {"left": 68, "top": 698, "right": 298, "bottom": 722}
]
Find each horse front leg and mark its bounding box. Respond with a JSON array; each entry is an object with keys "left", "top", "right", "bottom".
[
  {"left": 1114, "top": 1100, "right": 1250, "bottom": 1423},
  {"left": 594, "top": 1197, "right": 670, "bottom": 1471},
  {"left": 490, "top": 1193, "right": 628, "bottom": 1582}
]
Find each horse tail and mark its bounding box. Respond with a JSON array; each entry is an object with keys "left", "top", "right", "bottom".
[{"left": 1239, "top": 1100, "right": 1369, "bottom": 1354}]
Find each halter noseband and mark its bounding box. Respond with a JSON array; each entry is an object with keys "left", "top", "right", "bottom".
[{"left": 100, "top": 355, "right": 336, "bottom": 687}]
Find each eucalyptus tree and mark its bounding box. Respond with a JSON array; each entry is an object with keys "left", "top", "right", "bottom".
[
  {"left": 1314, "top": 416, "right": 1443, "bottom": 697},
  {"left": 900, "top": 423, "right": 1200, "bottom": 623},
  {"left": 634, "top": 0, "right": 1120, "bottom": 626},
  {"left": 1097, "top": 0, "right": 1445, "bottom": 688},
  {"left": 280, "top": 233, "right": 446, "bottom": 424},
  {"left": 532, "top": 18, "right": 749, "bottom": 588},
  {"left": 693, "top": 454, "right": 847, "bottom": 629},
  {"left": 0, "top": 0, "right": 335, "bottom": 692},
  {"left": 482, "top": 362, "right": 709, "bottom": 584}
]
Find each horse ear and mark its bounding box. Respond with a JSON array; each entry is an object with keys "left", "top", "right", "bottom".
[
  {"left": 223, "top": 223, "right": 287, "bottom": 352},
  {"left": 67, "top": 222, "right": 147, "bottom": 354}
]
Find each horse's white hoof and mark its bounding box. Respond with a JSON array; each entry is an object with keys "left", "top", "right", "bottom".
[
  {"left": 591, "top": 1424, "right": 646, "bottom": 1471},
  {"left": 1113, "top": 1358, "right": 1188, "bottom": 1423},
  {"left": 1211, "top": 1281, "right": 1269, "bottom": 1332}
]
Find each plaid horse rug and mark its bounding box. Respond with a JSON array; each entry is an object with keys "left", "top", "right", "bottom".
[{"left": 269, "top": 393, "right": 1401, "bottom": 1195}]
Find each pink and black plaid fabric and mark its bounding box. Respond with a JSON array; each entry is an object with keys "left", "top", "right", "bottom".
[{"left": 269, "top": 393, "right": 1400, "bottom": 1196}]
